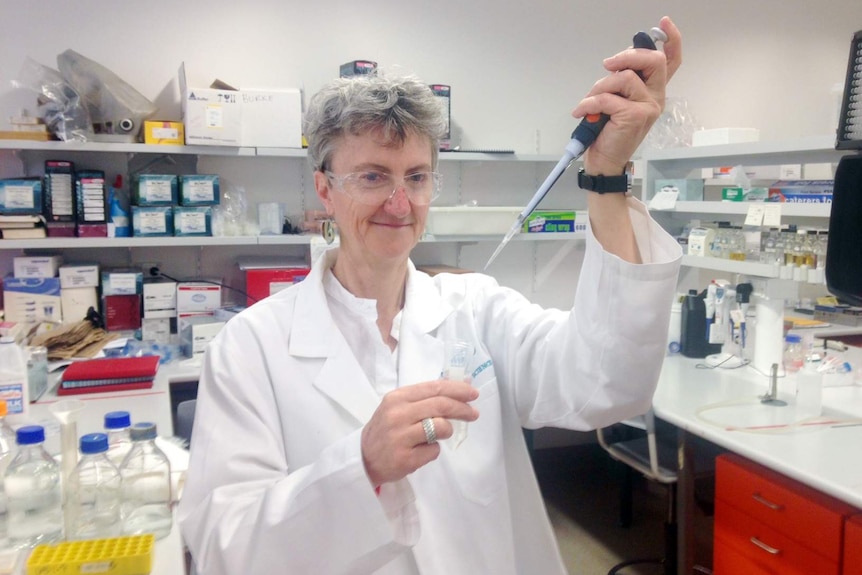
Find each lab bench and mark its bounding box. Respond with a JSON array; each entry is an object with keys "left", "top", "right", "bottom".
[{"left": 653, "top": 353, "right": 862, "bottom": 573}]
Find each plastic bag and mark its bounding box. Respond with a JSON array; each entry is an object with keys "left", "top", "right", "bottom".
[
  {"left": 57, "top": 49, "right": 156, "bottom": 141},
  {"left": 212, "top": 181, "right": 254, "bottom": 236},
  {"left": 11, "top": 57, "right": 92, "bottom": 142},
  {"left": 639, "top": 96, "right": 703, "bottom": 152}
]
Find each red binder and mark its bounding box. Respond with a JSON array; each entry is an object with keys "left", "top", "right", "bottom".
[{"left": 58, "top": 356, "right": 159, "bottom": 395}]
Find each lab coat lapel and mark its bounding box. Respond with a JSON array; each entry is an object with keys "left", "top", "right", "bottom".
[
  {"left": 398, "top": 262, "right": 452, "bottom": 388},
  {"left": 288, "top": 251, "right": 380, "bottom": 425}
]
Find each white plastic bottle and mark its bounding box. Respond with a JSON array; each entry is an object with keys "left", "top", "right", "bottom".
[
  {"left": 796, "top": 355, "right": 824, "bottom": 419},
  {"left": 4, "top": 425, "right": 63, "bottom": 548},
  {"left": 0, "top": 337, "right": 29, "bottom": 421},
  {"left": 104, "top": 411, "right": 133, "bottom": 468},
  {"left": 67, "top": 433, "right": 122, "bottom": 540},
  {"left": 119, "top": 422, "right": 172, "bottom": 539},
  {"left": 0, "top": 400, "right": 18, "bottom": 545}
]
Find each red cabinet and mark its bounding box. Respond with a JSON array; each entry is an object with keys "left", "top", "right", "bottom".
[
  {"left": 845, "top": 514, "right": 862, "bottom": 575},
  {"left": 714, "top": 453, "right": 857, "bottom": 575}
]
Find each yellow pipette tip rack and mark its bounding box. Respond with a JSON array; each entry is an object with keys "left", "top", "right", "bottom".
[{"left": 27, "top": 534, "right": 155, "bottom": 575}]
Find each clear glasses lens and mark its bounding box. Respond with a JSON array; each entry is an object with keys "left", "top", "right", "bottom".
[{"left": 327, "top": 171, "right": 441, "bottom": 205}]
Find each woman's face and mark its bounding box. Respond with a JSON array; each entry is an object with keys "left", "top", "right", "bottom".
[{"left": 315, "top": 128, "right": 434, "bottom": 269}]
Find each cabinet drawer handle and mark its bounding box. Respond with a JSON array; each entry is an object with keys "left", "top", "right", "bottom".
[
  {"left": 750, "top": 536, "right": 781, "bottom": 555},
  {"left": 752, "top": 492, "right": 783, "bottom": 511}
]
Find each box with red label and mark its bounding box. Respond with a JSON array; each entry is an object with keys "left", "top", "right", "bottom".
[
  {"left": 177, "top": 281, "right": 222, "bottom": 312},
  {"left": 102, "top": 294, "right": 142, "bottom": 332},
  {"left": 245, "top": 267, "right": 309, "bottom": 305}
]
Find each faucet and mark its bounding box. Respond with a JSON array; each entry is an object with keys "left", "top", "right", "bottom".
[{"left": 760, "top": 363, "right": 788, "bottom": 406}]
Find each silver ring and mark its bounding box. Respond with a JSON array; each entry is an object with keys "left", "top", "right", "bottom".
[{"left": 421, "top": 417, "right": 437, "bottom": 444}]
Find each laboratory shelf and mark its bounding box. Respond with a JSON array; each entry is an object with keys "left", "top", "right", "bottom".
[
  {"left": 680, "top": 255, "right": 779, "bottom": 278},
  {"left": 653, "top": 201, "right": 832, "bottom": 218},
  {"left": 641, "top": 136, "right": 851, "bottom": 170},
  {"left": 420, "top": 231, "right": 584, "bottom": 243},
  {"left": 0, "top": 140, "right": 257, "bottom": 157}
]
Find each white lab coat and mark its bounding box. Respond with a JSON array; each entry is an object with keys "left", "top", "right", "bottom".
[{"left": 179, "top": 198, "right": 682, "bottom": 575}]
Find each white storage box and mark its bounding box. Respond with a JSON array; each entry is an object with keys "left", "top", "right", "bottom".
[{"left": 425, "top": 206, "right": 521, "bottom": 236}]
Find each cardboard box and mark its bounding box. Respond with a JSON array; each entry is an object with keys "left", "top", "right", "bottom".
[
  {"left": 180, "top": 316, "right": 225, "bottom": 358},
  {"left": 132, "top": 206, "right": 174, "bottom": 237},
  {"left": 179, "top": 175, "right": 219, "bottom": 206},
  {"left": 142, "top": 317, "right": 172, "bottom": 344},
  {"left": 61, "top": 286, "right": 99, "bottom": 324},
  {"left": 75, "top": 170, "right": 106, "bottom": 224},
  {"left": 244, "top": 267, "right": 309, "bottom": 305},
  {"left": 173, "top": 206, "right": 212, "bottom": 236},
  {"left": 143, "top": 279, "right": 177, "bottom": 319},
  {"left": 2, "top": 277, "right": 62, "bottom": 323},
  {"left": 59, "top": 263, "right": 99, "bottom": 288},
  {"left": 0, "top": 178, "right": 42, "bottom": 214},
  {"left": 178, "top": 64, "right": 302, "bottom": 148},
  {"left": 14, "top": 255, "right": 62, "bottom": 278},
  {"left": 177, "top": 281, "right": 222, "bottom": 312},
  {"left": 143, "top": 120, "right": 185, "bottom": 145},
  {"left": 767, "top": 180, "right": 834, "bottom": 203},
  {"left": 522, "top": 210, "right": 586, "bottom": 234},
  {"left": 134, "top": 174, "right": 178, "bottom": 206},
  {"left": 102, "top": 294, "right": 142, "bottom": 332},
  {"left": 101, "top": 269, "right": 143, "bottom": 296},
  {"left": 179, "top": 63, "right": 243, "bottom": 146}
]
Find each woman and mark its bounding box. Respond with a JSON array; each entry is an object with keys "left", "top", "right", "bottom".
[{"left": 180, "top": 16, "right": 683, "bottom": 575}]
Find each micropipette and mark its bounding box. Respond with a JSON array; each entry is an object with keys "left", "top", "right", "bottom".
[{"left": 484, "top": 26, "right": 667, "bottom": 269}]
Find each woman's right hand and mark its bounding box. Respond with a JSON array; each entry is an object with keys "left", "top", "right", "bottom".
[{"left": 361, "top": 379, "right": 480, "bottom": 488}]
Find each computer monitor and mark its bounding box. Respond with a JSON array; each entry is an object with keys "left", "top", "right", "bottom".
[{"left": 826, "top": 154, "right": 862, "bottom": 306}]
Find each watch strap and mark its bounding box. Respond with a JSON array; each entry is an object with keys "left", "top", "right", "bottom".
[{"left": 577, "top": 168, "right": 629, "bottom": 194}]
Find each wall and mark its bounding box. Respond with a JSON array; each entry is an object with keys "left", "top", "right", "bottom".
[{"left": 1, "top": 0, "right": 860, "bottom": 148}]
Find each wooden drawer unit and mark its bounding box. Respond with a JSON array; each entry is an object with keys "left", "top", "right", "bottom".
[
  {"left": 845, "top": 514, "right": 862, "bottom": 575},
  {"left": 714, "top": 453, "right": 856, "bottom": 574}
]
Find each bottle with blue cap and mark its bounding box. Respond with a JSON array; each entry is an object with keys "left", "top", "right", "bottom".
[
  {"left": 4, "top": 425, "right": 62, "bottom": 548},
  {"left": 104, "top": 410, "right": 133, "bottom": 467},
  {"left": 119, "top": 422, "right": 172, "bottom": 539},
  {"left": 67, "top": 432, "right": 122, "bottom": 540}
]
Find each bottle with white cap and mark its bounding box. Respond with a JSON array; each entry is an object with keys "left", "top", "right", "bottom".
[{"left": 119, "top": 422, "right": 172, "bottom": 539}]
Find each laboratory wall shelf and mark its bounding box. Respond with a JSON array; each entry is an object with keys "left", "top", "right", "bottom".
[
  {"left": 680, "top": 255, "right": 779, "bottom": 278},
  {"left": 653, "top": 201, "right": 832, "bottom": 218}
]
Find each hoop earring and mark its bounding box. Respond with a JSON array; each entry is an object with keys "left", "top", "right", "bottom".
[{"left": 321, "top": 219, "right": 335, "bottom": 245}]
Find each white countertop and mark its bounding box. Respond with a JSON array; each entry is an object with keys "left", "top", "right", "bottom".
[{"left": 654, "top": 354, "right": 862, "bottom": 509}]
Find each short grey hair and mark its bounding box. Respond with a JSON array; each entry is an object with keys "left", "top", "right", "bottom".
[{"left": 304, "top": 72, "right": 447, "bottom": 172}]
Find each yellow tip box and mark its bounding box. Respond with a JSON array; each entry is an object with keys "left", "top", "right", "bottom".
[{"left": 27, "top": 534, "right": 154, "bottom": 575}]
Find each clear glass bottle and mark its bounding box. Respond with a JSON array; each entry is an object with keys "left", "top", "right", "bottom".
[
  {"left": 4, "top": 425, "right": 63, "bottom": 548},
  {"left": 0, "top": 400, "right": 17, "bottom": 545},
  {"left": 119, "top": 422, "right": 172, "bottom": 539},
  {"left": 67, "top": 433, "right": 122, "bottom": 540},
  {"left": 104, "top": 411, "right": 133, "bottom": 468}
]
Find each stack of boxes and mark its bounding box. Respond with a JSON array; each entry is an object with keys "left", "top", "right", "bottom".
[{"left": 131, "top": 174, "right": 218, "bottom": 237}]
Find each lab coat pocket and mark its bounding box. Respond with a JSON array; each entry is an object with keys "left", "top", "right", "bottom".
[{"left": 446, "top": 378, "right": 505, "bottom": 506}]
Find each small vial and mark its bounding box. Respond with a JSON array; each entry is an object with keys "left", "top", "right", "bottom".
[
  {"left": 783, "top": 334, "right": 804, "bottom": 373},
  {"left": 443, "top": 341, "right": 473, "bottom": 449}
]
